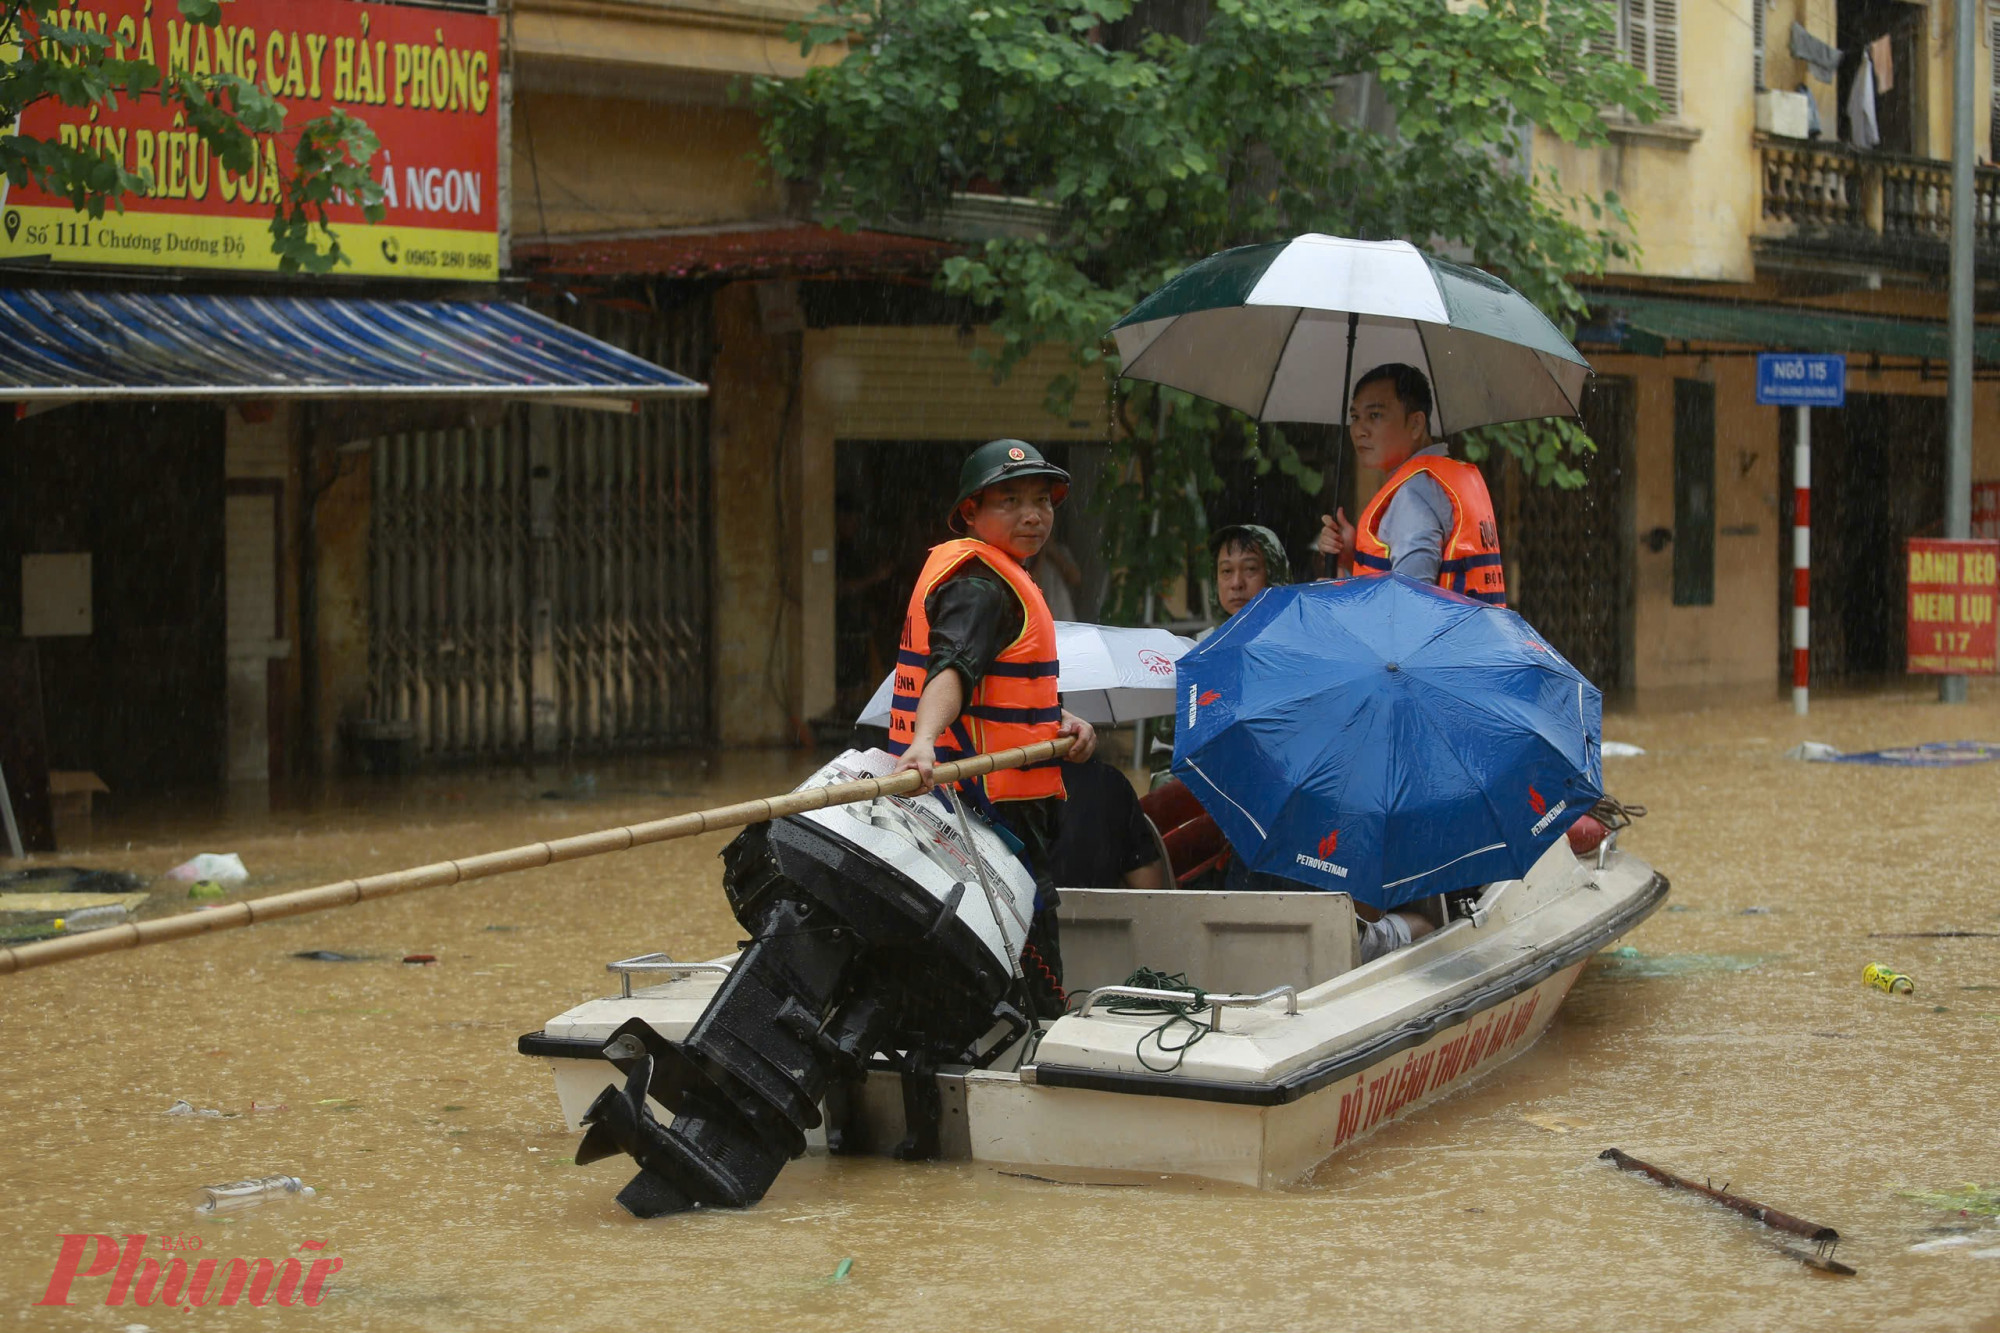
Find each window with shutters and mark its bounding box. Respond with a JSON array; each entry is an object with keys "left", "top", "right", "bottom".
[
  {"left": 1618, "top": 0, "right": 1683, "bottom": 118},
  {"left": 1752, "top": 0, "right": 1766, "bottom": 91},
  {"left": 1991, "top": 14, "right": 2000, "bottom": 161}
]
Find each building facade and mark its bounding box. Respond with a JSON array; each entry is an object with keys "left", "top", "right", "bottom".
[{"left": 1518, "top": 0, "right": 2000, "bottom": 702}]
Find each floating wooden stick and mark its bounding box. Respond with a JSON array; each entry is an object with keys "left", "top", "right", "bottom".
[
  {"left": 1600, "top": 1148, "right": 1851, "bottom": 1272},
  {"left": 0, "top": 737, "right": 1072, "bottom": 978}
]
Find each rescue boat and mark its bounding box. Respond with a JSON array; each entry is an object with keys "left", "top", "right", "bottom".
[{"left": 517, "top": 748, "right": 1666, "bottom": 1208}]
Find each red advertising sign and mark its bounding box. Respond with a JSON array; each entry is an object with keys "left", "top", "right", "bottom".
[
  {"left": 1974, "top": 481, "right": 2000, "bottom": 541},
  {"left": 1906, "top": 538, "right": 1999, "bottom": 675},
  {"left": 0, "top": 0, "right": 499, "bottom": 280}
]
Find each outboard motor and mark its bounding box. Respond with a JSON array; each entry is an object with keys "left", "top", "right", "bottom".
[{"left": 574, "top": 749, "right": 1040, "bottom": 1217}]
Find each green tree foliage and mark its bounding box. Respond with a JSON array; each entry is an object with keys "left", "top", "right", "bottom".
[
  {"left": 758, "top": 0, "right": 1654, "bottom": 617},
  {"left": 1, "top": 0, "right": 384, "bottom": 273}
]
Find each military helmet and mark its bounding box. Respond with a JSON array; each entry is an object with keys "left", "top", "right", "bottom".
[{"left": 948, "top": 439, "right": 1070, "bottom": 529}]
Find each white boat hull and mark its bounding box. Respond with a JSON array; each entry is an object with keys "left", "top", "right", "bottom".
[{"left": 524, "top": 838, "right": 1664, "bottom": 1190}]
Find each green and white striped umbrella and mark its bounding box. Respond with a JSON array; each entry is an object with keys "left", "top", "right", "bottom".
[{"left": 1110, "top": 235, "right": 1590, "bottom": 435}]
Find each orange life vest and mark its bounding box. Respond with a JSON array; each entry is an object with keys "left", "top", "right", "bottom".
[
  {"left": 1351, "top": 452, "right": 1507, "bottom": 606},
  {"left": 887, "top": 539, "right": 1066, "bottom": 803}
]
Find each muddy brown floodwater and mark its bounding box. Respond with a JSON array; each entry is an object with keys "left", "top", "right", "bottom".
[{"left": 5, "top": 686, "right": 2000, "bottom": 1331}]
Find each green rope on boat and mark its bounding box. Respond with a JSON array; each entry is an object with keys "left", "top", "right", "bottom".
[{"left": 1095, "top": 966, "right": 1210, "bottom": 1074}]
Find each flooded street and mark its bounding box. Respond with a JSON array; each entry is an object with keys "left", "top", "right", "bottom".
[{"left": 5, "top": 686, "right": 2000, "bottom": 1332}]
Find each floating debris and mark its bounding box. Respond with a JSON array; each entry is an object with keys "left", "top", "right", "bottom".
[
  {"left": 1898, "top": 1184, "right": 2000, "bottom": 1218},
  {"left": 1821, "top": 741, "right": 2000, "bottom": 767},
  {"left": 1600, "top": 1148, "right": 1850, "bottom": 1273},
  {"left": 0, "top": 866, "right": 146, "bottom": 894},
  {"left": 165, "top": 853, "right": 248, "bottom": 885},
  {"left": 164, "top": 1098, "right": 224, "bottom": 1118},
  {"left": 292, "top": 949, "right": 367, "bottom": 963},
  {"left": 1594, "top": 947, "right": 1774, "bottom": 978},
  {"left": 1863, "top": 963, "right": 1915, "bottom": 996},
  {"left": 1909, "top": 1235, "right": 1974, "bottom": 1253},
  {"left": 1602, "top": 741, "right": 1646, "bottom": 757},
  {"left": 1869, "top": 930, "right": 2000, "bottom": 939},
  {"left": 996, "top": 1170, "right": 1148, "bottom": 1188}
]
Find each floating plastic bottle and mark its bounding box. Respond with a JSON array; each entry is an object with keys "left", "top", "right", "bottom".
[
  {"left": 53, "top": 904, "right": 129, "bottom": 933},
  {"left": 1863, "top": 962, "right": 1914, "bottom": 996},
  {"left": 194, "top": 1175, "right": 314, "bottom": 1213}
]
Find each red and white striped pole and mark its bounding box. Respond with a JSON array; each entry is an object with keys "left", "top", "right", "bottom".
[{"left": 1792, "top": 408, "right": 1812, "bottom": 714}]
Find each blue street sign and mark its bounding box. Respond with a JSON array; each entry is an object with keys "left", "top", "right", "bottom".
[{"left": 1757, "top": 353, "right": 1846, "bottom": 407}]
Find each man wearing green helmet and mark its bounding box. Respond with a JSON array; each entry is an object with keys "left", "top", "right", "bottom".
[
  {"left": 1201, "top": 522, "right": 1291, "bottom": 641},
  {"left": 886, "top": 439, "right": 1098, "bottom": 1013}
]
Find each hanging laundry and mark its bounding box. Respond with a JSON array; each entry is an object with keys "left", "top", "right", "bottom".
[
  {"left": 1869, "top": 34, "right": 1894, "bottom": 94},
  {"left": 1790, "top": 23, "right": 1843, "bottom": 83},
  {"left": 1797, "top": 82, "right": 1826, "bottom": 139},
  {"left": 1848, "top": 52, "right": 1881, "bottom": 149}
]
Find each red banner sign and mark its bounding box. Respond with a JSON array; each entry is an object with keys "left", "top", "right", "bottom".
[
  {"left": 0, "top": 0, "right": 499, "bottom": 279},
  {"left": 1906, "top": 538, "right": 1999, "bottom": 675},
  {"left": 1974, "top": 481, "right": 2000, "bottom": 541}
]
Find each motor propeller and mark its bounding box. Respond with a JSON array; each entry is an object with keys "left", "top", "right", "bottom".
[{"left": 567, "top": 764, "right": 1037, "bottom": 1218}]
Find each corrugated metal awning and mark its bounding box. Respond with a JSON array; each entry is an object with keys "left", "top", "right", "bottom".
[
  {"left": 1590, "top": 294, "right": 2000, "bottom": 364},
  {"left": 0, "top": 288, "right": 706, "bottom": 401}
]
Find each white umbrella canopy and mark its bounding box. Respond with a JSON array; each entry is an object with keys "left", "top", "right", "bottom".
[
  {"left": 1111, "top": 234, "right": 1591, "bottom": 436},
  {"left": 856, "top": 622, "right": 1196, "bottom": 729}
]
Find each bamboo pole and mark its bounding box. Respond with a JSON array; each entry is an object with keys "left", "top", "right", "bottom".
[{"left": 0, "top": 737, "right": 1074, "bottom": 978}]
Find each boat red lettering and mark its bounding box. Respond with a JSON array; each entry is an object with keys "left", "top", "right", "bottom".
[
  {"left": 1383, "top": 1058, "right": 1413, "bottom": 1118},
  {"left": 1402, "top": 1051, "right": 1435, "bottom": 1109},
  {"left": 1364, "top": 1070, "right": 1394, "bottom": 1127},
  {"left": 1333, "top": 1086, "right": 1363, "bottom": 1147},
  {"left": 1508, "top": 990, "right": 1542, "bottom": 1046},
  {"left": 1432, "top": 1034, "right": 1468, "bottom": 1089},
  {"left": 1466, "top": 1014, "right": 1497, "bottom": 1066},
  {"left": 1484, "top": 1006, "right": 1515, "bottom": 1059}
]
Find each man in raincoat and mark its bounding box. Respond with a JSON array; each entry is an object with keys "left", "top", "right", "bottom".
[{"left": 888, "top": 439, "right": 1098, "bottom": 1014}]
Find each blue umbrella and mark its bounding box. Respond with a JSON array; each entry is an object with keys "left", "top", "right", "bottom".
[{"left": 1172, "top": 575, "right": 1602, "bottom": 911}]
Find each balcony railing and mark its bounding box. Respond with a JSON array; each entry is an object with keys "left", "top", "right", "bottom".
[{"left": 1760, "top": 135, "right": 2000, "bottom": 252}]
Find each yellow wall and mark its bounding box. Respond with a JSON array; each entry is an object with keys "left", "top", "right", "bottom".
[
  {"left": 787, "top": 327, "right": 1116, "bottom": 728},
  {"left": 804, "top": 327, "right": 1115, "bottom": 442},
  {"left": 1537, "top": 0, "right": 1994, "bottom": 285},
  {"left": 513, "top": 0, "right": 830, "bottom": 81},
  {"left": 511, "top": 92, "right": 782, "bottom": 239},
  {"left": 1578, "top": 350, "right": 2000, "bottom": 701},
  {"left": 1534, "top": 5, "right": 1764, "bottom": 283}
]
